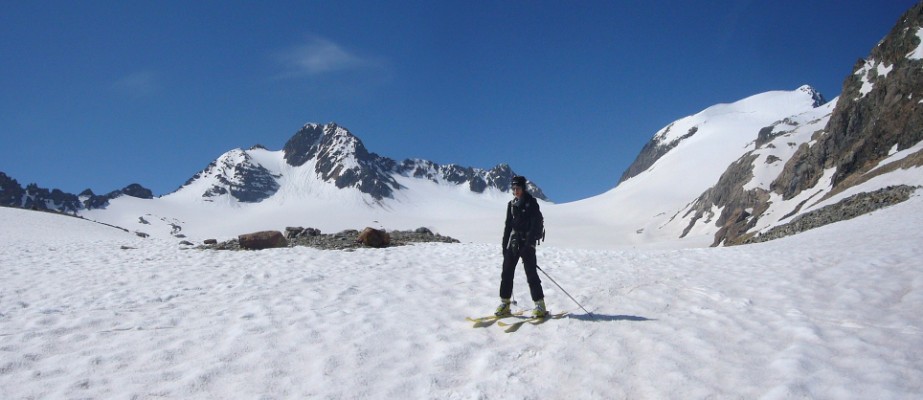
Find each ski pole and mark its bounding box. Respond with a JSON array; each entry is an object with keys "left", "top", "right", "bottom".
[{"left": 536, "top": 265, "right": 593, "bottom": 318}]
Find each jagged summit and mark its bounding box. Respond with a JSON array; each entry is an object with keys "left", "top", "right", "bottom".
[
  {"left": 395, "top": 160, "right": 547, "bottom": 200},
  {"left": 283, "top": 122, "right": 367, "bottom": 167},
  {"left": 797, "top": 84, "right": 828, "bottom": 107},
  {"left": 178, "top": 149, "right": 281, "bottom": 203},
  {"left": 283, "top": 122, "right": 402, "bottom": 200},
  {"left": 175, "top": 122, "right": 546, "bottom": 204}
]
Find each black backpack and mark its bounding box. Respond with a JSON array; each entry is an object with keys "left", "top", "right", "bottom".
[{"left": 529, "top": 198, "right": 546, "bottom": 245}]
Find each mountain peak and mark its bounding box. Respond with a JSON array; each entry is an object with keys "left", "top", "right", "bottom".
[
  {"left": 176, "top": 148, "right": 280, "bottom": 203},
  {"left": 280, "top": 122, "right": 400, "bottom": 200},
  {"left": 797, "top": 85, "right": 827, "bottom": 107},
  {"left": 173, "top": 122, "right": 548, "bottom": 203},
  {"left": 618, "top": 86, "right": 832, "bottom": 184},
  {"left": 283, "top": 122, "right": 366, "bottom": 167}
]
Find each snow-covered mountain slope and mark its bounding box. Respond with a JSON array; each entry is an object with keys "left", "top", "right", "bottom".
[
  {"left": 172, "top": 123, "right": 546, "bottom": 204},
  {"left": 662, "top": 5, "right": 923, "bottom": 246},
  {"left": 546, "top": 81, "right": 920, "bottom": 250},
  {"left": 618, "top": 85, "right": 827, "bottom": 184},
  {"left": 547, "top": 5, "right": 923, "bottom": 249},
  {"left": 81, "top": 162, "right": 520, "bottom": 244},
  {"left": 80, "top": 123, "right": 546, "bottom": 243},
  {"left": 544, "top": 86, "right": 835, "bottom": 249}
]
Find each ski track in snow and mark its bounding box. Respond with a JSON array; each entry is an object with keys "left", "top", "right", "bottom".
[{"left": 1, "top": 200, "right": 923, "bottom": 399}]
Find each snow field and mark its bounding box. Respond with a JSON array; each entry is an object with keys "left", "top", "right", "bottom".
[{"left": 2, "top": 198, "right": 923, "bottom": 398}]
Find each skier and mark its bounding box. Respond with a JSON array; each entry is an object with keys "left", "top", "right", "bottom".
[{"left": 495, "top": 176, "right": 547, "bottom": 318}]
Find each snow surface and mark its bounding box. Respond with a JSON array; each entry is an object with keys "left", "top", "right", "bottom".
[
  {"left": 908, "top": 28, "right": 923, "bottom": 60},
  {"left": 3, "top": 190, "right": 923, "bottom": 399}
]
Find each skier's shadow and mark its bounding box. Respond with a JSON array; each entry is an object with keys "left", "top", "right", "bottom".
[{"left": 567, "top": 313, "right": 655, "bottom": 322}]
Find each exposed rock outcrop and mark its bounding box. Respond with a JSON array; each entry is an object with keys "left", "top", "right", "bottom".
[
  {"left": 743, "top": 185, "right": 918, "bottom": 244},
  {"left": 679, "top": 154, "right": 771, "bottom": 246},
  {"left": 205, "top": 227, "right": 460, "bottom": 251},
  {"left": 238, "top": 230, "right": 288, "bottom": 250},
  {"left": 773, "top": 3, "right": 923, "bottom": 201},
  {"left": 619, "top": 124, "right": 700, "bottom": 184}
]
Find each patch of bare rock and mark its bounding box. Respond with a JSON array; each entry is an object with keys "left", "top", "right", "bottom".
[{"left": 198, "top": 226, "right": 460, "bottom": 251}]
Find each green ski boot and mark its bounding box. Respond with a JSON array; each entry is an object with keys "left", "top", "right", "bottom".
[
  {"left": 494, "top": 298, "right": 512, "bottom": 317},
  {"left": 532, "top": 299, "right": 548, "bottom": 318}
]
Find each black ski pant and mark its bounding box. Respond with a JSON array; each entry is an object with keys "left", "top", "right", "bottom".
[{"left": 499, "top": 244, "right": 544, "bottom": 301}]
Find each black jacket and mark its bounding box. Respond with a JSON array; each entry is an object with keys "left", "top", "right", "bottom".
[{"left": 502, "top": 192, "right": 544, "bottom": 249}]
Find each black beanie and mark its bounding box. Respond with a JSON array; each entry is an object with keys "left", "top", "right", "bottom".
[{"left": 511, "top": 176, "right": 527, "bottom": 188}]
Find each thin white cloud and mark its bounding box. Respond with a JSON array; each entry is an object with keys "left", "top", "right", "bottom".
[
  {"left": 274, "top": 36, "right": 376, "bottom": 78},
  {"left": 113, "top": 70, "right": 160, "bottom": 96}
]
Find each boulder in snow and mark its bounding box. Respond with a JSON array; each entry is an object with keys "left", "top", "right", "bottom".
[
  {"left": 238, "top": 230, "right": 288, "bottom": 250},
  {"left": 357, "top": 227, "right": 390, "bottom": 248}
]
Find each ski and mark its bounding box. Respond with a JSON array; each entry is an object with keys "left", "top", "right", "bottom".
[
  {"left": 497, "top": 312, "right": 568, "bottom": 333},
  {"left": 466, "top": 311, "right": 525, "bottom": 327},
  {"left": 529, "top": 311, "right": 568, "bottom": 324}
]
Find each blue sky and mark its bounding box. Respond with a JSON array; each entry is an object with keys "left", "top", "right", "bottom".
[{"left": 1, "top": 1, "right": 918, "bottom": 203}]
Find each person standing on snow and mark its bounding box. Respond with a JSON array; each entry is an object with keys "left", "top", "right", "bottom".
[{"left": 495, "top": 176, "right": 547, "bottom": 318}]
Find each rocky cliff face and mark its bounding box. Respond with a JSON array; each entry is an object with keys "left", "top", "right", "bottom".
[
  {"left": 774, "top": 2, "right": 923, "bottom": 201},
  {"left": 0, "top": 172, "right": 26, "bottom": 207},
  {"left": 283, "top": 123, "right": 402, "bottom": 201},
  {"left": 618, "top": 124, "right": 700, "bottom": 184},
  {"left": 182, "top": 149, "right": 281, "bottom": 203},
  {"left": 680, "top": 2, "right": 923, "bottom": 246}
]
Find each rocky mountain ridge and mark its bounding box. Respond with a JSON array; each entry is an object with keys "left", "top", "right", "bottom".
[
  {"left": 0, "top": 171, "right": 152, "bottom": 213},
  {"left": 179, "top": 122, "right": 547, "bottom": 203},
  {"left": 1, "top": 121, "right": 548, "bottom": 215},
  {"left": 673, "top": 2, "right": 923, "bottom": 246}
]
